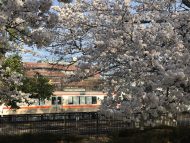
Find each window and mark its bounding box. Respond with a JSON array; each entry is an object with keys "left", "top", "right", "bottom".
[
  {"left": 52, "top": 97, "right": 56, "bottom": 105},
  {"left": 80, "top": 96, "right": 85, "bottom": 104},
  {"left": 73, "top": 96, "right": 79, "bottom": 104},
  {"left": 68, "top": 96, "right": 73, "bottom": 104},
  {"left": 66, "top": 96, "right": 97, "bottom": 105},
  {"left": 52, "top": 97, "right": 62, "bottom": 105},
  {"left": 92, "top": 97, "right": 97, "bottom": 104},
  {"left": 31, "top": 99, "right": 39, "bottom": 105},
  {"left": 57, "top": 97, "right": 62, "bottom": 105},
  {"left": 39, "top": 99, "right": 45, "bottom": 105},
  {"left": 86, "top": 96, "right": 92, "bottom": 104}
]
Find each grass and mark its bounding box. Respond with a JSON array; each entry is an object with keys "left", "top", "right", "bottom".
[
  {"left": 0, "top": 133, "right": 109, "bottom": 143},
  {"left": 108, "top": 126, "right": 190, "bottom": 143},
  {"left": 0, "top": 126, "right": 189, "bottom": 143},
  {"left": 0, "top": 133, "right": 64, "bottom": 143}
]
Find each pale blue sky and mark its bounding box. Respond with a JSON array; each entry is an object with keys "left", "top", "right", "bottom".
[
  {"left": 20, "top": 0, "right": 137, "bottom": 62},
  {"left": 21, "top": 0, "right": 62, "bottom": 62}
]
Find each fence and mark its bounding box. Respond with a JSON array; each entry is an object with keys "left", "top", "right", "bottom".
[
  {"left": 0, "top": 112, "right": 132, "bottom": 136},
  {"left": 0, "top": 112, "right": 190, "bottom": 136}
]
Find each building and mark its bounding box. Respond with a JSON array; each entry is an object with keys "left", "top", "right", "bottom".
[
  {"left": 23, "top": 62, "right": 103, "bottom": 91},
  {"left": 0, "top": 62, "right": 105, "bottom": 115}
]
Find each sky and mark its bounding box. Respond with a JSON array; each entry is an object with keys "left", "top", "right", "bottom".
[
  {"left": 21, "top": 0, "right": 62, "bottom": 62},
  {"left": 20, "top": 0, "right": 138, "bottom": 62},
  {"left": 18, "top": 0, "right": 139, "bottom": 62}
]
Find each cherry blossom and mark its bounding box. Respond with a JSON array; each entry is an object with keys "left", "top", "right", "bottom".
[
  {"left": 52, "top": 0, "right": 190, "bottom": 126},
  {"left": 0, "top": 0, "right": 58, "bottom": 107}
]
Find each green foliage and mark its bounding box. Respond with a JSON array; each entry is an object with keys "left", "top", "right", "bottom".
[
  {"left": 2, "top": 54, "right": 54, "bottom": 106},
  {"left": 2, "top": 54, "right": 23, "bottom": 74},
  {"left": 21, "top": 73, "right": 54, "bottom": 102},
  {"left": 0, "top": 54, "right": 23, "bottom": 108},
  {"left": 1, "top": 54, "right": 23, "bottom": 92}
]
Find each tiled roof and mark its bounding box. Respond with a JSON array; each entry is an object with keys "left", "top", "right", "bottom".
[
  {"left": 25, "top": 70, "right": 65, "bottom": 77},
  {"left": 23, "top": 62, "right": 77, "bottom": 71},
  {"left": 23, "top": 62, "right": 101, "bottom": 89}
]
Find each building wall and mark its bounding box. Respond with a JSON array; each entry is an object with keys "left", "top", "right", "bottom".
[{"left": 23, "top": 62, "right": 102, "bottom": 91}]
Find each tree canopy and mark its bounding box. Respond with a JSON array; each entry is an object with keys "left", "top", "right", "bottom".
[
  {"left": 0, "top": 0, "right": 190, "bottom": 125},
  {"left": 21, "top": 73, "right": 54, "bottom": 105},
  {"left": 0, "top": 54, "right": 24, "bottom": 108},
  {"left": 0, "top": 55, "right": 54, "bottom": 108},
  {"left": 47, "top": 0, "right": 190, "bottom": 125},
  {"left": 0, "top": 0, "right": 59, "bottom": 107}
]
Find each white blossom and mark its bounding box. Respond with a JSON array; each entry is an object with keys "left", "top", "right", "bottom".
[{"left": 48, "top": 0, "right": 190, "bottom": 126}]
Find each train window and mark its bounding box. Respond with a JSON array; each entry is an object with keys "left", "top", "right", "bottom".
[
  {"left": 68, "top": 96, "right": 73, "bottom": 104},
  {"left": 32, "top": 99, "right": 39, "bottom": 105},
  {"left": 57, "top": 97, "right": 62, "bottom": 105},
  {"left": 52, "top": 97, "right": 56, "bottom": 105},
  {"left": 73, "top": 96, "right": 79, "bottom": 105},
  {"left": 86, "top": 96, "right": 92, "bottom": 104},
  {"left": 80, "top": 96, "right": 85, "bottom": 104},
  {"left": 39, "top": 99, "right": 45, "bottom": 105},
  {"left": 92, "top": 97, "right": 97, "bottom": 104}
]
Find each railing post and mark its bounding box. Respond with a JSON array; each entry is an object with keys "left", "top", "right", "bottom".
[
  {"left": 64, "top": 113, "right": 66, "bottom": 135},
  {"left": 0, "top": 117, "right": 2, "bottom": 135},
  {"left": 96, "top": 112, "right": 99, "bottom": 136}
]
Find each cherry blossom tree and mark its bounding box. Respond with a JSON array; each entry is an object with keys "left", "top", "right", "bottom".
[
  {"left": 0, "top": 0, "right": 58, "bottom": 49},
  {"left": 51, "top": 0, "right": 190, "bottom": 126},
  {"left": 0, "top": 0, "right": 59, "bottom": 107}
]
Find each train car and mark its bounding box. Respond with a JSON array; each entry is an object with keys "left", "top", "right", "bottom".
[{"left": 1, "top": 91, "right": 106, "bottom": 116}]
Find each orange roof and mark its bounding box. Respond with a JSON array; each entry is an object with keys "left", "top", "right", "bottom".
[
  {"left": 23, "top": 62, "right": 77, "bottom": 71},
  {"left": 25, "top": 70, "right": 65, "bottom": 77},
  {"left": 23, "top": 62, "right": 101, "bottom": 81}
]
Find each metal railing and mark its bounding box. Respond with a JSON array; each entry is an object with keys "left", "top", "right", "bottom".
[
  {"left": 0, "top": 112, "right": 132, "bottom": 136},
  {"left": 0, "top": 112, "right": 189, "bottom": 136}
]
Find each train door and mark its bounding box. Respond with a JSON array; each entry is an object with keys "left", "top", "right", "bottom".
[{"left": 51, "top": 96, "right": 62, "bottom": 112}]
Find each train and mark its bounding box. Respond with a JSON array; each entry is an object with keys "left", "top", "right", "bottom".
[{"left": 0, "top": 91, "right": 106, "bottom": 116}]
